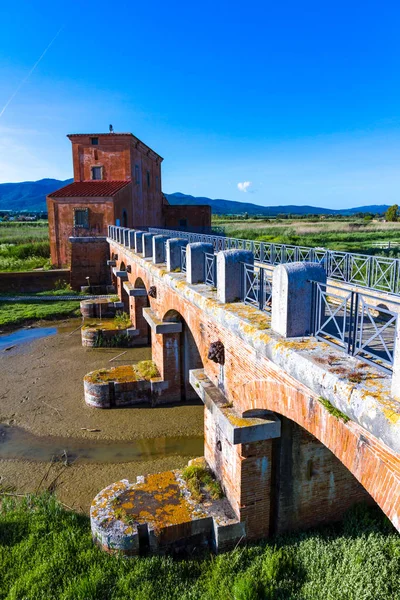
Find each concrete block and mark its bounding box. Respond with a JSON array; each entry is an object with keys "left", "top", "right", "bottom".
[
  {"left": 123, "top": 229, "right": 129, "bottom": 247},
  {"left": 142, "top": 233, "right": 154, "bottom": 258},
  {"left": 166, "top": 238, "right": 187, "bottom": 272},
  {"left": 186, "top": 243, "right": 214, "bottom": 284},
  {"left": 152, "top": 235, "right": 169, "bottom": 264},
  {"left": 128, "top": 230, "right": 135, "bottom": 249},
  {"left": 134, "top": 231, "right": 145, "bottom": 254},
  {"left": 107, "top": 260, "right": 116, "bottom": 267},
  {"left": 212, "top": 520, "right": 246, "bottom": 553},
  {"left": 271, "top": 262, "right": 326, "bottom": 338},
  {"left": 143, "top": 307, "right": 182, "bottom": 334},
  {"left": 115, "top": 271, "right": 128, "bottom": 280},
  {"left": 217, "top": 250, "right": 254, "bottom": 304},
  {"left": 190, "top": 369, "right": 281, "bottom": 444},
  {"left": 123, "top": 282, "right": 148, "bottom": 297}
]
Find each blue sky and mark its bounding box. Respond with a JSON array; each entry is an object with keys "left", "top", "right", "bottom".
[{"left": 0, "top": 0, "right": 399, "bottom": 208}]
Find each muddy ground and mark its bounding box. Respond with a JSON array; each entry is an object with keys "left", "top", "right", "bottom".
[{"left": 0, "top": 319, "right": 204, "bottom": 511}]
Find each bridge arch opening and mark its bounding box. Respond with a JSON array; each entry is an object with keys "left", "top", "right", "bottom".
[
  {"left": 129, "top": 277, "right": 150, "bottom": 344},
  {"left": 134, "top": 277, "right": 146, "bottom": 289},
  {"left": 256, "top": 411, "right": 376, "bottom": 535},
  {"left": 163, "top": 309, "right": 203, "bottom": 401}
]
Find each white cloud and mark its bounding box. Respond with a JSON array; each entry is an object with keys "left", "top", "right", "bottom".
[{"left": 237, "top": 181, "right": 252, "bottom": 192}]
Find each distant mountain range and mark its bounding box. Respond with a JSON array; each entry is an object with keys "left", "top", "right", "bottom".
[{"left": 0, "top": 178, "right": 391, "bottom": 216}]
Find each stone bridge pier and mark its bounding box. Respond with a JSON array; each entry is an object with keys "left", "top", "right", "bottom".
[{"left": 99, "top": 227, "right": 400, "bottom": 548}]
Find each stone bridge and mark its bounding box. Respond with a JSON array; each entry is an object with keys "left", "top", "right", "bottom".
[{"left": 102, "top": 226, "right": 400, "bottom": 542}]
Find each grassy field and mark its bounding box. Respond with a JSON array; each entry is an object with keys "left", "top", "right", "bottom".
[
  {"left": 0, "top": 290, "right": 82, "bottom": 329},
  {"left": 0, "top": 495, "right": 398, "bottom": 600},
  {"left": 1, "top": 219, "right": 399, "bottom": 273},
  {"left": 214, "top": 218, "right": 400, "bottom": 254},
  {"left": 0, "top": 222, "right": 50, "bottom": 271}
]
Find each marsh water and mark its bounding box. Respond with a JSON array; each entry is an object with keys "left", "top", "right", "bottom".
[
  {"left": 0, "top": 424, "right": 203, "bottom": 464},
  {"left": 0, "top": 326, "right": 57, "bottom": 351}
]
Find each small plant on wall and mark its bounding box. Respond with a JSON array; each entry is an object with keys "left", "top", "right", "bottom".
[{"left": 114, "top": 311, "right": 131, "bottom": 329}]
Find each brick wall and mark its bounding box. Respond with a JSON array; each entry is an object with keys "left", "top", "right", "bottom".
[
  {"left": 272, "top": 417, "right": 373, "bottom": 534},
  {"left": 0, "top": 269, "right": 70, "bottom": 293},
  {"left": 70, "top": 239, "right": 110, "bottom": 290},
  {"left": 163, "top": 204, "right": 211, "bottom": 230}
]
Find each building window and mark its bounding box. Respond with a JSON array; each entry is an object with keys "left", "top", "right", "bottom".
[
  {"left": 91, "top": 137, "right": 99, "bottom": 145},
  {"left": 146, "top": 170, "right": 150, "bottom": 188},
  {"left": 91, "top": 166, "right": 102, "bottom": 180},
  {"left": 135, "top": 165, "right": 140, "bottom": 184},
  {"left": 74, "top": 208, "right": 89, "bottom": 228}
]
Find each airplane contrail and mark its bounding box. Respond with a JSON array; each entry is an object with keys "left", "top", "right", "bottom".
[{"left": 0, "top": 26, "right": 64, "bottom": 119}]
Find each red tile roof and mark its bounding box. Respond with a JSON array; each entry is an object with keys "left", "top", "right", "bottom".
[{"left": 48, "top": 180, "right": 131, "bottom": 198}]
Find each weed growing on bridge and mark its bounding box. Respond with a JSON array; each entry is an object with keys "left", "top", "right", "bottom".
[
  {"left": 0, "top": 494, "right": 398, "bottom": 599},
  {"left": 182, "top": 461, "right": 223, "bottom": 502},
  {"left": 114, "top": 311, "right": 131, "bottom": 329},
  {"left": 318, "top": 396, "right": 350, "bottom": 423}
]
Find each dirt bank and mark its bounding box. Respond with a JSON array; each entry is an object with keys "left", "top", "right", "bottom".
[
  {"left": 0, "top": 318, "right": 204, "bottom": 511},
  {"left": 0, "top": 319, "right": 204, "bottom": 441}
]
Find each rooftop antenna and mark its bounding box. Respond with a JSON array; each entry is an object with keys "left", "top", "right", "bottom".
[{"left": 109, "top": 124, "right": 114, "bottom": 133}]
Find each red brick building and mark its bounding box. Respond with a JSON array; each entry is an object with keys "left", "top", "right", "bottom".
[{"left": 47, "top": 132, "right": 211, "bottom": 268}]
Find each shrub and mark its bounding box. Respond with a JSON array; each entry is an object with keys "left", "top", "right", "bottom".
[{"left": 113, "top": 311, "right": 131, "bottom": 329}]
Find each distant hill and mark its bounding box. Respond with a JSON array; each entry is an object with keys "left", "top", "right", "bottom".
[
  {"left": 165, "top": 193, "right": 390, "bottom": 216},
  {"left": 0, "top": 178, "right": 73, "bottom": 211},
  {"left": 0, "top": 179, "right": 390, "bottom": 216}
]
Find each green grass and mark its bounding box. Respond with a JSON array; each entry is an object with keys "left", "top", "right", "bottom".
[
  {"left": 0, "top": 296, "right": 81, "bottom": 329},
  {"left": 318, "top": 397, "right": 350, "bottom": 423},
  {"left": 217, "top": 220, "right": 400, "bottom": 254},
  {"left": 0, "top": 242, "right": 51, "bottom": 272},
  {"left": 0, "top": 222, "right": 49, "bottom": 245},
  {"left": 0, "top": 494, "right": 398, "bottom": 599},
  {"left": 0, "top": 222, "right": 51, "bottom": 272},
  {"left": 182, "top": 462, "right": 224, "bottom": 502}
]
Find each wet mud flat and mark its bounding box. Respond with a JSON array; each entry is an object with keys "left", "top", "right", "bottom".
[{"left": 0, "top": 319, "right": 204, "bottom": 511}]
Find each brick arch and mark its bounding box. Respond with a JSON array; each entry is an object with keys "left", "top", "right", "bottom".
[
  {"left": 134, "top": 277, "right": 147, "bottom": 290},
  {"left": 160, "top": 307, "right": 204, "bottom": 402},
  {"left": 242, "top": 378, "right": 400, "bottom": 531}
]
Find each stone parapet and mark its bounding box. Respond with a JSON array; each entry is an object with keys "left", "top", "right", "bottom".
[
  {"left": 271, "top": 262, "right": 326, "bottom": 338},
  {"left": 186, "top": 242, "right": 214, "bottom": 284},
  {"left": 217, "top": 249, "right": 254, "bottom": 303},
  {"left": 166, "top": 238, "right": 187, "bottom": 272}
]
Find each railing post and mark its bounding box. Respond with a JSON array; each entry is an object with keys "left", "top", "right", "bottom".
[
  {"left": 142, "top": 233, "right": 154, "bottom": 258},
  {"left": 217, "top": 250, "right": 254, "bottom": 304},
  {"left": 152, "top": 235, "right": 169, "bottom": 264},
  {"left": 134, "top": 230, "right": 145, "bottom": 254},
  {"left": 392, "top": 323, "right": 400, "bottom": 400},
  {"left": 271, "top": 262, "right": 326, "bottom": 338},
  {"left": 166, "top": 238, "right": 187, "bottom": 272},
  {"left": 259, "top": 266, "right": 265, "bottom": 311},
  {"left": 186, "top": 243, "right": 214, "bottom": 284}
]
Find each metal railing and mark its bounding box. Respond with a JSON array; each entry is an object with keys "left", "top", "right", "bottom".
[
  {"left": 311, "top": 281, "right": 399, "bottom": 373},
  {"left": 181, "top": 247, "right": 187, "bottom": 273},
  {"left": 108, "top": 225, "right": 399, "bottom": 374},
  {"left": 242, "top": 263, "right": 273, "bottom": 312},
  {"left": 149, "top": 227, "right": 400, "bottom": 296},
  {"left": 205, "top": 253, "right": 217, "bottom": 286}
]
